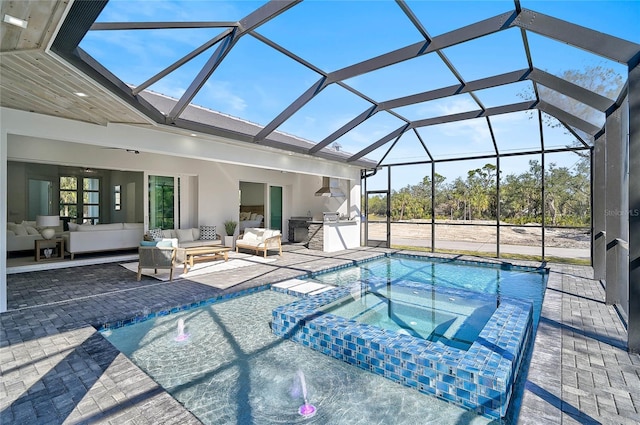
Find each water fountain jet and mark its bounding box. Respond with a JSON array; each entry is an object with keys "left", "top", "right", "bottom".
[
  {"left": 175, "top": 318, "right": 190, "bottom": 342},
  {"left": 297, "top": 370, "right": 316, "bottom": 418}
]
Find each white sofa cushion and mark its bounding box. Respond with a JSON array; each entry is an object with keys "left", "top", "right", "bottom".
[
  {"left": 77, "top": 223, "right": 124, "bottom": 232},
  {"left": 124, "top": 223, "right": 143, "bottom": 229},
  {"left": 263, "top": 229, "right": 280, "bottom": 239},
  {"left": 243, "top": 228, "right": 263, "bottom": 241},
  {"left": 176, "top": 228, "right": 194, "bottom": 242},
  {"left": 179, "top": 239, "right": 222, "bottom": 248}
]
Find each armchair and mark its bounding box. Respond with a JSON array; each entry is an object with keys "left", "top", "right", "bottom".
[{"left": 137, "top": 246, "right": 177, "bottom": 281}]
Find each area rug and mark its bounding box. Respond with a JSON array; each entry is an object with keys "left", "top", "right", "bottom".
[{"left": 121, "top": 251, "right": 276, "bottom": 283}]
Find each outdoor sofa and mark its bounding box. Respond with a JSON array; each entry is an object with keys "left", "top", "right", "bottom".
[{"left": 235, "top": 227, "right": 282, "bottom": 258}]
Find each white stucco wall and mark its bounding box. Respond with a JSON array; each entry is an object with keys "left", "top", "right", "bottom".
[{"left": 1, "top": 107, "right": 365, "bottom": 311}]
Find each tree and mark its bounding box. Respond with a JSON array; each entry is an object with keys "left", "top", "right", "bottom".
[{"left": 466, "top": 164, "right": 497, "bottom": 220}]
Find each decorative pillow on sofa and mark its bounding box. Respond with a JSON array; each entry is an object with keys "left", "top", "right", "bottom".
[
  {"left": 148, "top": 228, "right": 164, "bottom": 241},
  {"left": 199, "top": 225, "right": 217, "bottom": 240},
  {"left": 176, "top": 228, "right": 194, "bottom": 243},
  {"left": 13, "top": 224, "right": 28, "bottom": 236},
  {"left": 26, "top": 226, "right": 40, "bottom": 235}
]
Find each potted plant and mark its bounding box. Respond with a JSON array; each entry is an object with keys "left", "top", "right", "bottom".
[{"left": 223, "top": 220, "right": 238, "bottom": 248}]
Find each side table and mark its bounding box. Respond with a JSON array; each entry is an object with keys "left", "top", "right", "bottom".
[{"left": 35, "top": 238, "right": 65, "bottom": 262}]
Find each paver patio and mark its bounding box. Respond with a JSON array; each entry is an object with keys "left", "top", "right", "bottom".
[{"left": 1, "top": 246, "right": 638, "bottom": 424}]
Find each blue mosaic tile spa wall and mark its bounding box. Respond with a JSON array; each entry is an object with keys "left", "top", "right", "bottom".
[{"left": 271, "top": 284, "right": 533, "bottom": 419}]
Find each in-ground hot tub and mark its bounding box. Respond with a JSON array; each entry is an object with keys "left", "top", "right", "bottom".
[{"left": 272, "top": 279, "right": 533, "bottom": 419}]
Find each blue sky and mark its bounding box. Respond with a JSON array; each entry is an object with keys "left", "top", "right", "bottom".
[{"left": 80, "top": 0, "right": 639, "bottom": 188}]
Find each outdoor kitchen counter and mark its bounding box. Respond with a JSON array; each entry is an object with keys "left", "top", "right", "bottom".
[{"left": 307, "top": 220, "right": 359, "bottom": 252}]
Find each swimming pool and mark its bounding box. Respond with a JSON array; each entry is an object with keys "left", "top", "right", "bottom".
[
  {"left": 102, "top": 289, "right": 494, "bottom": 424},
  {"left": 272, "top": 254, "right": 547, "bottom": 419},
  {"left": 101, "top": 253, "right": 546, "bottom": 423}
]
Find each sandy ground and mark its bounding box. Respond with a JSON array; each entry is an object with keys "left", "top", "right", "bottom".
[{"left": 366, "top": 220, "right": 590, "bottom": 249}]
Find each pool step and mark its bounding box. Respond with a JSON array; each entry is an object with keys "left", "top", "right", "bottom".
[{"left": 272, "top": 278, "right": 335, "bottom": 296}]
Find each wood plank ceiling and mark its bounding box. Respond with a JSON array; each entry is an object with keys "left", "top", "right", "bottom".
[{"left": 0, "top": 0, "right": 150, "bottom": 126}]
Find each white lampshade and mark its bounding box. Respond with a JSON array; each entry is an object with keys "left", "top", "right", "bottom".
[
  {"left": 36, "top": 215, "right": 60, "bottom": 239},
  {"left": 36, "top": 215, "right": 60, "bottom": 227}
]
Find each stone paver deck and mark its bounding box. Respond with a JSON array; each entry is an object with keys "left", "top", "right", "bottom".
[{"left": 1, "top": 246, "right": 638, "bottom": 424}]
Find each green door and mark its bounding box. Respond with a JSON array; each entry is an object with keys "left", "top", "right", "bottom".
[
  {"left": 149, "top": 175, "right": 178, "bottom": 229},
  {"left": 269, "top": 186, "right": 282, "bottom": 231}
]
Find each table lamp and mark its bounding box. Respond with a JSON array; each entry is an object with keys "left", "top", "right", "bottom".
[{"left": 36, "top": 215, "right": 60, "bottom": 239}]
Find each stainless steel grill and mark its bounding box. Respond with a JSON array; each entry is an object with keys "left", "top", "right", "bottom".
[{"left": 323, "top": 212, "right": 339, "bottom": 222}]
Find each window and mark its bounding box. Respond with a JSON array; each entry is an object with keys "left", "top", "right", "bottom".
[
  {"left": 114, "top": 185, "right": 121, "bottom": 211},
  {"left": 59, "top": 175, "right": 101, "bottom": 224},
  {"left": 83, "top": 178, "right": 100, "bottom": 224},
  {"left": 60, "top": 176, "right": 78, "bottom": 222}
]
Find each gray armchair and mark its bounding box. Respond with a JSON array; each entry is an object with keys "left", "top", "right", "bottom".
[{"left": 137, "top": 246, "right": 177, "bottom": 281}]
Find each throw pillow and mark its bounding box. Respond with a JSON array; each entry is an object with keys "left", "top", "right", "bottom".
[
  {"left": 250, "top": 213, "right": 257, "bottom": 220},
  {"left": 14, "top": 225, "right": 28, "bottom": 236},
  {"left": 199, "top": 225, "right": 217, "bottom": 240},
  {"left": 68, "top": 222, "right": 79, "bottom": 231},
  {"left": 176, "top": 228, "right": 194, "bottom": 243},
  {"left": 26, "top": 226, "right": 40, "bottom": 235},
  {"left": 148, "top": 228, "right": 163, "bottom": 241}
]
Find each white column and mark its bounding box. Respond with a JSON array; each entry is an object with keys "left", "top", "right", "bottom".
[{"left": 1, "top": 128, "right": 8, "bottom": 313}]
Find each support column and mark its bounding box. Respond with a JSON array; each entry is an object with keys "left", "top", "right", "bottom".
[
  {"left": 592, "top": 135, "right": 606, "bottom": 281},
  {"left": 604, "top": 106, "right": 628, "bottom": 306},
  {"left": 1, "top": 128, "right": 7, "bottom": 313},
  {"left": 628, "top": 62, "right": 640, "bottom": 353}
]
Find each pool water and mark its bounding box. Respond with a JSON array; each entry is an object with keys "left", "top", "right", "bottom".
[
  {"left": 321, "top": 281, "right": 497, "bottom": 349},
  {"left": 312, "top": 255, "right": 547, "bottom": 329},
  {"left": 103, "top": 254, "right": 546, "bottom": 423},
  {"left": 102, "top": 290, "right": 495, "bottom": 425}
]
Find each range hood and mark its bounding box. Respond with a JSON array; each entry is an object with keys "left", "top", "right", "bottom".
[{"left": 315, "top": 177, "right": 346, "bottom": 197}]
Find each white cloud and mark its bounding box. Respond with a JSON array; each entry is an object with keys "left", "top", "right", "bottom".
[{"left": 203, "top": 80, "right": 247, "bottom": 113}]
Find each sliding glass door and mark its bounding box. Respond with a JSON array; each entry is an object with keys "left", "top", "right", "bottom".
[
  {"left": 148, "top": 175, "right": 179, "bottom": 229},
  {"left": 269, "top": 186, "right": 282, "bottom": 231}
]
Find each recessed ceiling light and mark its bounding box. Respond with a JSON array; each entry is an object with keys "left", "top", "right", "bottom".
[
  {"left": 3, "top": 14, "right": 28, "bottom": 29},
  {"left": 74, "top": 92, "right": 89, "bottom": 97},
  {"left": 190, "top": 133, "right": 197, "bottom": 137}
]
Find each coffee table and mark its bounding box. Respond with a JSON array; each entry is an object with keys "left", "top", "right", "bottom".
[{"left": 180, "top": 246, "right": 231, "bottom": 274}]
